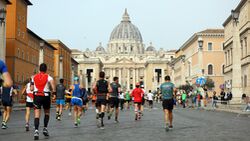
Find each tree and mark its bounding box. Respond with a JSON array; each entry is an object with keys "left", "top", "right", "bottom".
[{"left": 205, "top": 77, "right": 215, "bottom": 90}]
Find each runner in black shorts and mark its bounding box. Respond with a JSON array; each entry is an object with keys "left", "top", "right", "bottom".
[
  {"left": 31, "top": 63, "right": 56, "bottom": 140},
  {"left": 1, "top": 85, "right": 17, "bottom": 129},
  {"left": 160, "top": 76, "right": 176, "bottom": 132},
  {"left": 21, "top": 78, "right": 34, "bottom": 131},
  {"left": 108, "top": 77, "right": 121, "bottom": 123},
  {"left": 92, "top": 71, "right": 111, "bottom": 129}
]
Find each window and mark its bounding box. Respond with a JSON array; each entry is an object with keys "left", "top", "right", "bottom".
[
  {"left": 244, "top": 37, "right": 247, "bottom": 57},
  {"left": 241, "top": 40, "right": 243, "bottom": 58},
  {"left": 17, "top": 48, "right": 20, "bottom": 57},
  {"left": 208, "top": 64, "right": 213, "bottom": 75},
  {"left": 225, "top": 52, "right": 227, "bottom": 66},
  {"left": 27, "top": 52, "right": 29, "bottom": 61},
  {"left": 208, "top": 42, "right": 213, "bottom": 51},
  {"left": 22, "top": 51, "right": 24, "bottom": 59},
  {"left": 244, "top": 75, "right": 247, "bottom": 87}
]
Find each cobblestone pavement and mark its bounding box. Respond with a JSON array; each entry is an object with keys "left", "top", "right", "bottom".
[{"left": 0, "top": 104, "right": 250, "bottom": 141}]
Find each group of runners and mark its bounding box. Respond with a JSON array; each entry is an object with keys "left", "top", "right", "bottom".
[{"left": 0, "top": 60, "right": 177, "bottom": 140}]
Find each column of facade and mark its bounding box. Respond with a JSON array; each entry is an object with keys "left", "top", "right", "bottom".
[
  {"left": 136, "top": 68, "right": 139, "bottom": 83},
  {"left": 127, "top": 68, "right": 130, "bottom": 90},
  {"left": 231, "top": 20, "right": 242, "bottom": 98},
  {"left": 85, "top": 71, "right": 88, "bottom": 91},
  {"left": 144, "top": 68, "right": 147, "bottom": 89},
  {"left": 161, "top": 68, "right": 164, "bottom": 84},
  {"left": 119, "top": 68, "right": 122, "bottom": 84},
  {"left": 133, "top": 68, "right": 136, "bottom": 88}
]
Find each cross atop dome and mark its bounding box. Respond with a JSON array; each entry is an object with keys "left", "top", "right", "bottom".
[{"left": 122, "top": 8, "right": 130, "bottom": 22}]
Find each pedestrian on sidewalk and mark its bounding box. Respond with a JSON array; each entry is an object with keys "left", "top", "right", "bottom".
[
  {"left": 54, "top": 79, "right": 66, "bottom": 121},
  {"left": 212, "top": 91, "right": 218, "bottom": 110},
  {"left": 21, "top": 78, "right": 34, "bottom": 131},
  {"left": 31, "top": 63, "right": 56, "bottom": 140},
  {"left": 160, "top": 75, "right": 176, "bottom": 132}
]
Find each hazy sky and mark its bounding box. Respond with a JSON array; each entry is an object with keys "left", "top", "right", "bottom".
[{"left": 27, "top": 0, "right": 240, "bottom": 51}]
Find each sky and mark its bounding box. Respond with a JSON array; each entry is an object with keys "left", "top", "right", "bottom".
[{"left": 27, "top": 0, "right": 241, "bottom": 51}]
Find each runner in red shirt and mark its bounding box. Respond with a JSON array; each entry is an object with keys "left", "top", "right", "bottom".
[
  {"left": 30, "top": 63, "right": 55, "bottom": 140},
  {"left": 131, "top": 82, "right": 143, "bottom": 120}
]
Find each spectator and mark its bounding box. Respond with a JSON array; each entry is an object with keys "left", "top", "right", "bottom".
[{"left": 212, "top": 91, "right": 218, "bottom": 109}]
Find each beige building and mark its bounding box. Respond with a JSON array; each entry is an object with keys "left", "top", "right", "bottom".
[
  {"left": 170, "top": 29, "right": 225, "bottom": 94},
  {"left": 47, "top": 40, "right": 72, "bottom": 88},
  {"left": 72, "top": 9, "right": 175, "bottom": 93},
  {"left": 223, "top": 0, "right": 250, "bottom": 97}
]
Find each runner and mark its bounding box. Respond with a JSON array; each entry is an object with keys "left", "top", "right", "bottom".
[
  {"left": 108, "top": 77, "right": 121, "bottom": 123},
  {"left": 65, "top": 89, "right": 72, "bottom": 116},
  {"left": 147, "top": 90, "right": 154, "bottom": 110},
  {"left": 31, "top": 63, "right": 56, "bottom": 140},
  {"left": 70, "top": 77, "right": 84, "bottom": 127},
  {"left": 1, "top": 85, "right": 17, "bottom": 129},
  {"left": 140, "top": 85, "right": 146, "bottom": 116},
  {"left": 92, "top": 71, "right": 111, "bottom": 129},
  {"left": 0, "top": 60, "right": 13, "bottom": 87},
  {"left": 160, "top": 75, "right": 176, "bottom": 132},
  {"left": 21, "top": 78, "right": 34, "bottom": 131},
  {"left": 130, "top": 82, "right": 143, "bottom": 120},
  {"left": 81, "top": 86, "right": 88, "bottom": 114},
  {"left": 55, "top": 79, "right": 66, "bottom": 121},
  {"left": 91, "top": 93, "right": 97, "bottom": 108},
  {"left": 119, "top": 91, "right": 125, "bottom": 111},
  {"left": 125, "top": 91, "right": 131, "bottom": 110}
]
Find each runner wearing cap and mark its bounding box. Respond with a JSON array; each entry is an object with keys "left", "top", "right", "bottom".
[
  {"left": 70, "top": 77, "right": 84, "bottom": 127},
  {"left": 130, "top": 82, "right": 143, "bottom": 120}
]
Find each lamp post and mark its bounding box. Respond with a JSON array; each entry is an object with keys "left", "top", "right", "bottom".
[
  {"left": 71, "top": 65, "right": 74, "bottom": 85},
  {"left": 198, "top": 37, "right": 204, "bottom": 77},
  {"left": 39, "top": 41, "right": 44, "bottom": 65},
  {"left": 231, "top": 9, "right": 242, "bottom": 99},
  {"left": 0, "top": 8, "right": 7, "bottom": 61},
  {"left": 59, "top": 55, "right": 63, "bottom": 80}
]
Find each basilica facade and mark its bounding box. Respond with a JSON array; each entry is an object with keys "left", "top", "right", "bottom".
[{"left": 72, "top": 9, "right": 175, "bottom": 92}]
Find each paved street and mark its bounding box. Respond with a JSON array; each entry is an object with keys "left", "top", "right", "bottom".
[{"left": 0, "top": 104, "right": 250, "bottom": 141}]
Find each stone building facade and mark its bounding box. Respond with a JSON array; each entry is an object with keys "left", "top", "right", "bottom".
[
  {"left": 223, "top": 0, "right": 250, "bottom": 97},
  {"left": 72, "top": 9, "right": 175, "bottom": 92}
]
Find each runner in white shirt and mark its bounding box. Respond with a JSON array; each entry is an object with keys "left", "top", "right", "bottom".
[
  {"left": 21, "top": 78, "right": 34, "bottom": 131},
  {"left": 119, "top": 92, "right": 125, "bottom": 111},
  {"left": 147, "top": 90, "right": 154, "bottom": 109}
]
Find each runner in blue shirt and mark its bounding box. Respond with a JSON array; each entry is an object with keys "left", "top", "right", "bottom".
[{"left": 0, "top": 60, "right": 12, "bottom": 87}]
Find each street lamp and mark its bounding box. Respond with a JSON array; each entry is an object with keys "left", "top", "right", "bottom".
[
  {"left": 0, "top": 8, "right": 7, "bottom": 25},
  {"left": 231, "top": 10, "right": 239, "bottom": 22},
  {"left": 181, "top": 55, "right": 185, "bottom": 64},
  {"left": 59, "top": 55, "right": 63, "bottom": 61},
  {"left": 198, "top": 37, "right": 204, "bottom": 49},
  {"left": 59, "top": 55, "right": 63, "bottom": 79}
]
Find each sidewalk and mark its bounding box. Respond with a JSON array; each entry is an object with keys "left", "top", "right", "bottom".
[{"left": 204, "top": 104, "right": 250, "bottom": 116}]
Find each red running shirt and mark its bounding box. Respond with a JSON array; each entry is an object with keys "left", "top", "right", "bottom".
[
  {"left": 32, "top": 72, "right": 53, "bottom": 96},
  {"left": 131, "top": 88, "right": 143, "bottom": 103}
]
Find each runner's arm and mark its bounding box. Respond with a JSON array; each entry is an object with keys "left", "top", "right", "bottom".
[
  {"left": 2, "top": 72, "right": 13, "bottom": 87},
  {"left": 92, "top": 81, "right": 97, "bottom": 94},
  {"left": 49, "top": 79, "right": 56, "bottom": 94},
  {"left": 107, "top": 82, "right": 112, "bottom": 93},
  {"left": 21, "top": 85, "right": 27, "bottom": 95}
]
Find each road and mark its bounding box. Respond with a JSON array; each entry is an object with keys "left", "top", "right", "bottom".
[{"left": 0, "top": 104, "right": 249, "bottom": 141}]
